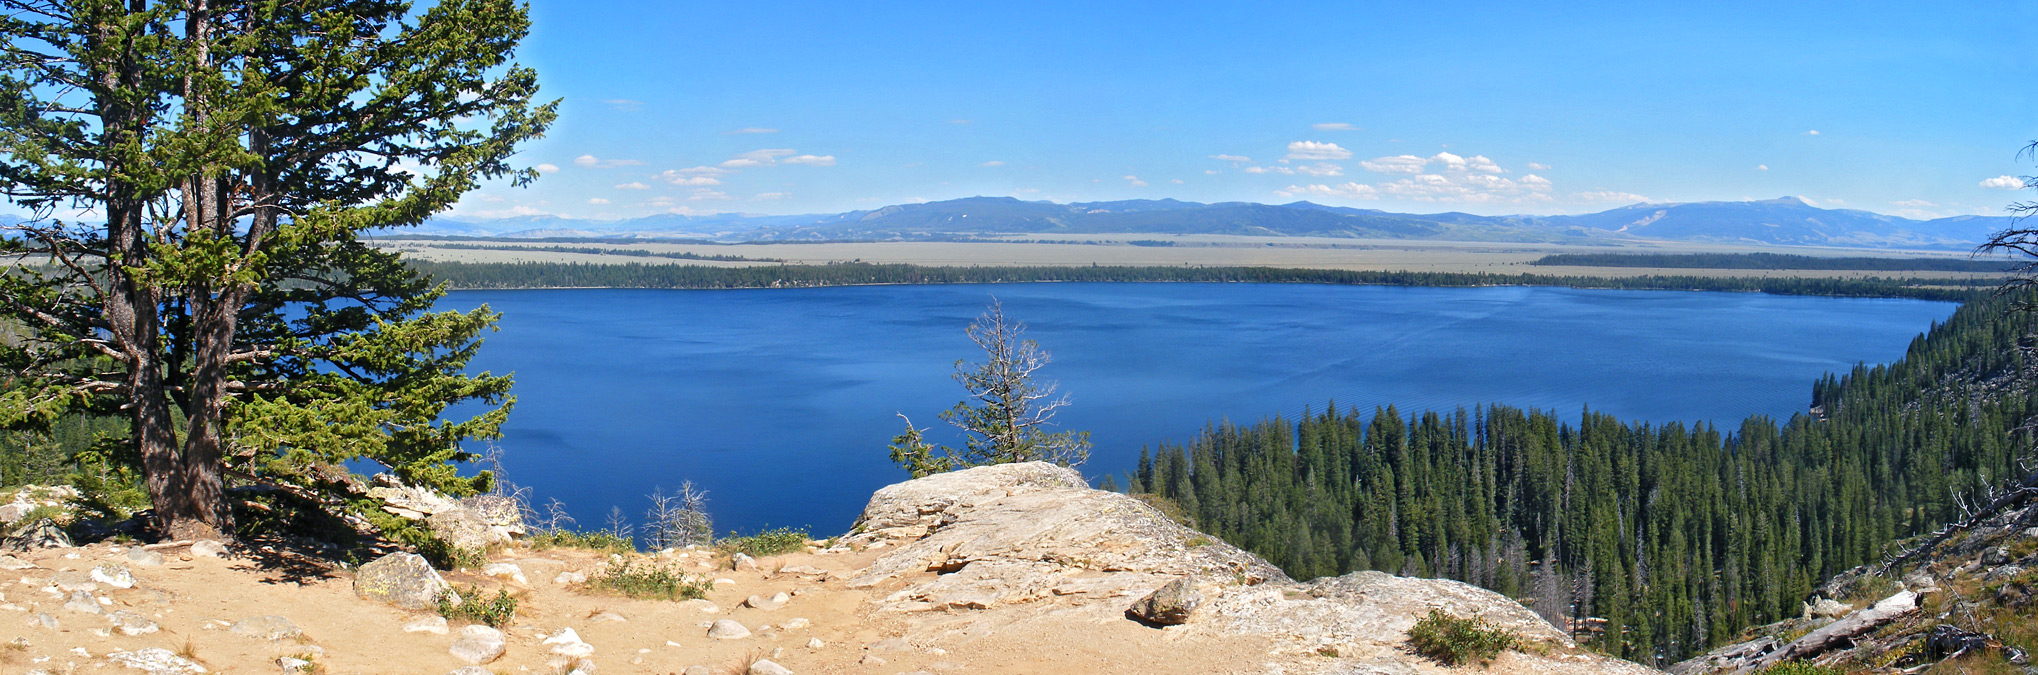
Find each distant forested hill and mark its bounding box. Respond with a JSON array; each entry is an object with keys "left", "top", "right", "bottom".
[
  {"left": 1128, "top": 288, "right": 2036, "bottom": 666},
  {"left": 408, "top": 195, "right": 2010, "bottom": 249}
]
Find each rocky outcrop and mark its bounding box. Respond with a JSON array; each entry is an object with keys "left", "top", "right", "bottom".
[
  {"left": 352, "top": 552, "right": 452, "bottom": 610},
  {"left": 840, "top": 462, "right": 1657, "bottom": 674},
  {"left": 365, "top": 475, "right": 525, "bottom": 543},
  {"left": 0, "top": 485, "right": 77, "bottom": 525}
]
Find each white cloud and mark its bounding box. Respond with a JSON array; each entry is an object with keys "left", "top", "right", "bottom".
[
  {"left": 1575, "top": 190, "right": 1651, "bottom": 203},
  {"left": 1982, "top": 175, "right": 2025, "bottom": 190},
  {"left": 1462, "top": 155, "right": 1504, "bottom": 174},
  {"left": 1171, "top": 179, "right": 1185, "bottom": 184},
  {"left": 783, "top": 154, "right": 836, "bottom": 166},
  {"left": 1359, "top": 155, "right": 1427, "bottom": 174},
  {"left": 688, "top": 188, "right": 730, "bottom": 201},
  {"left": 1519, "top": 174, "right": 1552, "bottom": 187},
  {"left": 1244, "top": 166, "right": 1295, "bottom": 175},
  {"left": 1756, "top": 164, "right": 1769, "bottom": 171},
  {"left": 721, "top": 148, "right": 797, "bottom": 168},
  {"left": 1277, "top": 183, "right": 1380, "bottom": 200},
  {"left": 1210, "top": 154, "right": 1252, "bottom": 163},
  {"left": 1805, "top": 130, "right": 1820, "bottom": 136},
  {"left": 1890, "top": 199, "right": 1937, "bottom": 207},
  {"left": 1204, "top": 169, "right": 1220, "bottom": 175},
  {"left": 1526, "top": 162, "right": 1551, "bottom": 170},
  {"left": 1286, "top": 141, "right": 1353, "bottom": 160},
  {"left": 1312, "top": 122, "right": 1359, "bottom": 131},
  {"left": 1377, "top": 171, "right": 1553, "bottom": 204},
  {"left": 574, "top": 154, "right": 644, "bottom": 169},
  {"left": 534, "top": 163, "right": 560, "bottom": 174},
  {"left": 1296, "top": 163, "right": 1344, "bottom": 177},
  {"left": 603, "top": 99, "right": 644, "bottom": 112},
  {"left": 725, "top": 127, "right": 779, "bottom": 135},
  {"left": 658, "top": 167, "right": 727, "bottom": 186},
  {"left": 754, "top": 192, "right": 789, "bottom": 200},
  {"left": 614, "top": 182, "right": 649, "bottom": 190},
  {"left": 587, "top": 197, "right": 610, "bottom": 205},
  {"left": 980, "top": 161, "right": 1006, "bottom": 167},
  {"left": 1123, "top": 175, "right": 1149, "bottom": 187}
]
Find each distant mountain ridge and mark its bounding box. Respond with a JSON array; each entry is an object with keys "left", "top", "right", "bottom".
[{"left": 406, "top": 196, "right": 2009, "bottom": 250}]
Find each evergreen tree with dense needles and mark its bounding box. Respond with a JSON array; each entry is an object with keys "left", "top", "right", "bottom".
[{"left": 0, "top": 0, "right": 556, "bottom": 541}]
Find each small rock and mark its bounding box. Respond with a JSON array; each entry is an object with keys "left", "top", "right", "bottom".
[
  {"left": 748, "top": 659, "right": 794, "bottom": 675},
  {"left": 92, "top": 564, "right": 136, "bottom": 589},
  {"left": 781, "top": 617, "right": 810, "bottom": 630},
  {"left": 448, "top": 668, "right": 495, "bottom": 675},
  {"left": 480, "top": 562, "right": 527, "bottom": 585},
  {"left": 779, "top": 565, "right": 827, "bottom": 578},
  {"left": 1982, "top": 547, "right": 2013, "bottom": 566},
  {"left": 807, "top": 637, "right": 824, "bottom": 648},
  {"left": 1128, "top": 576, "right": 1201, "bottom": 626},
  {"left": 189, "top": 539, "right": 226, "bottom": 558},
  {"left": 0, "top": 554, "right": 33, "bottom": 570},
  {"left": 732, "top": 553, "right": 758, "bottom": 571},
  {"left": 124, "top": 548, "right": 164, "bottom": 567},
  {"left": 277, "top": 656, "right": 314, "bottom": 673},
  {"left": 231, "top": 615, "right": 302, "bottom": 640},
  {"left": 544, "top": 627, "right": 596, "bottom": 657},
  {"left": 354, "top": 552, "right": 453, "bottom": 610},
  {"left": 563, "top": 657, "right": 598, "bottom": 675},
  {"left": 3, "top": 519, "right": 71, "bottom": 551},
  {"left": 63, "top": 590, "right": 103, "bottom": 614},
  {"left": 108, "top": 647, "right": 206, "bottom": 674},
  {"left": 860, "top": 654, "right": 887, "bottom": 665},
  {"left": 428, "top": 507, "right": 506, "bottom": 553},
  {"left": 683, "top": 667, "right": 713, "bottom": 675},
  {"left": 679, "top": 599, "right": 719, "bottom": 614},
  {"left": 1804, "top": 598, "right": 1850, "bottom": 619},
  {"left": 589, "top": 611, "right": 627, "bottom": 623},
  {"left": 745, "top": 594, "right": 784, "bottom": 611},
  {"left": 708, "top": 619, "right": 752, "bottom": 640},
  {"left": 2023, "top": 527, "right": 2038, "bottom": 539},
  {"left": 867, "top": 637, "right": 913, "bottom": 652},
  {"left": 108, "top": 609, "right": 159, "bottom": 635},
  {"left": 51, "top": 570, "right": 98, "bottom": 592},
  {"left": 553, "top": 571, "right": 587, "bottom": 585},
  {"left": 403, "top": 615, "right": 450, "bottom": 634},
  {"left": 26, "top": 611, "right": 57, "bottom": 629},
  {"left": 449, "top": 625, "right": 507, "bottom": 665}
]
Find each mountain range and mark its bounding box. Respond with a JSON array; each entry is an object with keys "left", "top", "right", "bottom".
[{"left": 408, "top": 196, "right": 2011, "bottom": 250}]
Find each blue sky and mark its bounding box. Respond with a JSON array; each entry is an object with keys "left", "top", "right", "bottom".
[{"left": 461, "top": 1, "right": 2038, "bottom": 220}]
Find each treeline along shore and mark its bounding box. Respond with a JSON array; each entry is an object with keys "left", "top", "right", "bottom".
[
  {"left": 409, "top": 260, "right": 1991, "bottom": 301},
  {"left": 1532, "top": 251, "right": 2016, "bottom": 273}
]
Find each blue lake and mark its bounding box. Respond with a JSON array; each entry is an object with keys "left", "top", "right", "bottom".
[{"left": 438, "top": 283, "right": 1958, "bottom": 536}]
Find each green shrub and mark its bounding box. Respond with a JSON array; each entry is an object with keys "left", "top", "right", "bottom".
[
  {"left": 438, "top": 587, "right": 518, "bottom": 627},
  {"left": 529, "top": 529, "right": 635, "bottom": 554},
  {"left": 585, "top": 558, "right": 708, "bottom": 601},
  {"left": 718, "top": 527, "right": 808, "bottom": 557},
  {"left": 1407, "top": 609, "right": 1519, "bottom": 666}
]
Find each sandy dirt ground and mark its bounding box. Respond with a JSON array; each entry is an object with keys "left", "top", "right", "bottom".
[{"left": 0, "top": 539, "right": 1283, "bottom": 675}]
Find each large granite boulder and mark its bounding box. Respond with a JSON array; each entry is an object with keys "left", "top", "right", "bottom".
[
  {"left": 353, "top": 552, "right": 452, "bottom": 610},
  {"left": 428, "top": 507, "right": 506, "bottom": 552}
]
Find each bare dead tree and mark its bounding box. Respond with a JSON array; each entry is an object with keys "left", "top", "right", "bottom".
[
  {"left": 643, "top": 481, "right": 714, "bottom": 549},
  {"left": 1977, "top": 142, "right": 2038, "bottom": 308}
]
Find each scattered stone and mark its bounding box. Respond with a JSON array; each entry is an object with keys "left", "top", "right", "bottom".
[
  {"left": 544, "top": 627, "right": 596, "bottom": 657},
  {"left": 860, "top": 654, "right": 887, "bottom": 666},
  {"left": 745, "top": 594, "right": 784, "bottom": 611},
  {"left": 1128, "top": 577, "right": 1200, "bottom": 626},
  {"left": 589, "top": 610, "right": 627, "bottom": 623},
  {"left": 64, "top": 590, "right": 103, "bottom": 614},
  {"left": 92, "top": 564, "right": 136, "bottom": 589},
  {"left": 108, "top": 609, "right": 160, "bottom": 635},
  {"left": 0, "top": 554, "right": 34, "bottom": 570},
  {"left": 679, "top": 599, "right": 719, "bottom": 614},
  {"left": 459, "top": 495, "right": 527, "bottom": 538},
  {"left": 562, "top": 657, "right": 598, "bottom": 675},
  {"left": 807, "top": 637, "right": 824, "bottom": 649},
  {"left": 231, "top": 615, "right": 302, "bottom": 640},
  {"left": 404, "top": 615, "right": 450, "bottom": 634},
  {"left": 354, "top": 552, "right": 453, "bottom": 610},
  {"left": 1804, "top": 598, "right": 1851, "bottom": 619},
  {"left": 107, "top": 647, "right": 207, "bottom": 674},
  {"left": 480, "top": 562, "right": 527, "bottom": 585},
  {"left": 2, "top": 519, "right": 71, "bottom": 551},
  {"left": 708, "top": 619, "right": 752, "bottom": 640},
  {"left": 713, "top": 577, "right": 735, "bottom": 585},
  {"left": 781, "top": 617, "right": 810, "bottom": 630},
  {"left": 779, "top": 565, "right": 827, "bottom": 578},
  {"left": 277, "top": 656, "right": 314, "bottom": 673},
  {"left": 189, "top": 539, "right": 226, "bottom": 558},
  {"left": 429, "top": 507, "right": 506, "bottom": 552},
  {"left": 2023, "top": 527, "right": 2038, "bottom": 539},
  {"left": 448, "top": 668, "right": 495, "bottom": 675},
  {"left": 732, "top": 553, "right": 758, "bottom": 571},
  {"left": 26, "top": 611, "right": 57, "bottom": 629},
  {"left": 683, "top": 667, "right": 712, "bottom": 675},
  {"left": 124, "top": 548, "right": 164, "bottom": 567},
  {"left": 449, "top": 625, "right": 507, "bottom": 665},
  {"left": 553, "top": 571, "right": 587, "bottom": 585},
  {"left": 748, "top": 659, "right": 793, "bottom": 675},
  {"left": 867, "top": 638, "right": 913, "bottom": 652}
]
